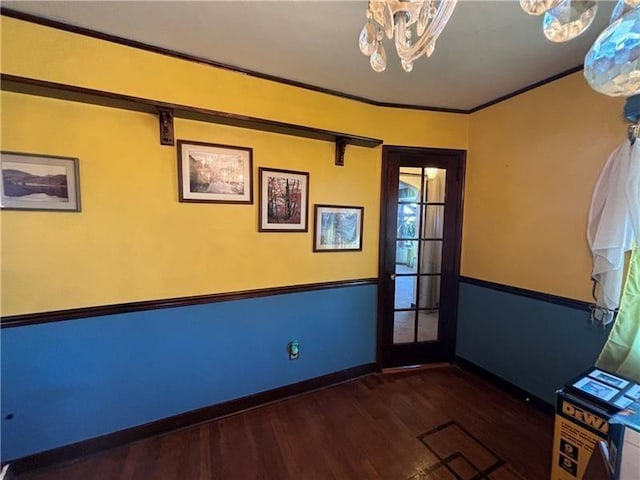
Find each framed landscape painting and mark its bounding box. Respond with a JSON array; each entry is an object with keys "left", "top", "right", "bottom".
[
  {"left": 177, "top": 140, "right": 253, "bottom": 204},
  {"left": 313, "top": 204, "right": 364, "bottom": 252},
  {"left": 259, "top": 167, "right": 309, "bottom": 232},
  {"left": 1, "top": 151, "right": 81, "bottom": 212}
]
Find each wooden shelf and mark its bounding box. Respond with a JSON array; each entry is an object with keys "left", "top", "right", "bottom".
[{"left": 1, "top": 74, "right": 383, "bottom": 162}]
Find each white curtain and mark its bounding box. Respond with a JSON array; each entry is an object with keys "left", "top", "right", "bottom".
[{"left": 587, "top": 141, "right": 638, "bottom": 323}]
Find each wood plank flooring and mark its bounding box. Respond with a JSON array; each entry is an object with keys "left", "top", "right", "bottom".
[{"left": 22, "top": 366, "right": 554, "bottom": 480}]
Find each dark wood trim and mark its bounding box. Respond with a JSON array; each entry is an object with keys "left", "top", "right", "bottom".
[
  {"left": 448, "top": 152, "right": 466, "bottom": 363},
  {"left": 373, "top": 101, "right": 467, "bottom": 114},
  {"left": 376, "top": 156, "right": 388, "bottom": 372},
  {"left": 467, "top": 65, "right": 584, "bottom": 113},
  {"left": 0, "top": 8, "right": 582, "bottom": 114},
  {"left": 0, "top": 278, "right": 378, "bottom": 328},
  {"left": 455, "top": 355, "right": 554, "bottom": 415},
  {"left": 158, "top": 108, "right": 174, "bottom": 146},
  {"left": 8, "top": 362, "right": 377, "bottom": 474},
  {"left": 335, "top": 138, "right": 347, "bottom": 166},
  {"left": 459, "top": 276, "right": 591, "bottom": 312},
  {"left": 0, "top": 74, "right": 383, "bottom": 149}
]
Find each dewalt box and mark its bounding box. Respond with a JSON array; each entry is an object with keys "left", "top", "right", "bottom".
[{"left": 551, "top": 368, "right": 639, "bottom": 480}]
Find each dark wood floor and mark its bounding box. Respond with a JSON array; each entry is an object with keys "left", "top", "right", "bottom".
[{"left": 22, "top": 366, "right": 554, "bottom": 480}]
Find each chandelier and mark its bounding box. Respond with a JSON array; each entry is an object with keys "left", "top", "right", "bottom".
[
  {"left": 358, "top": 0, "right": 458, "bottom": 72},
  {"left": 358, "top": 0, "right": 640, "bottom": 99},
  {"left": 520, "top": 0, "right": 640, "bottom": 97}
]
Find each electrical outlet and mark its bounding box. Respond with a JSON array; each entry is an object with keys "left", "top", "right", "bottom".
[{"left": 288, "top": 340, "right": 300, "bottom": 360}]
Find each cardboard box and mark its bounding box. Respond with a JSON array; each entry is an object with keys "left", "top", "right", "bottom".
[
  {"left": 551, "top": 368, "right": 638, "bottom": 480},
  {"left": 552, "top": 391, "right": 613, "bottom": 480},
  {"left": 608, "top": 401, "right": 640, "bottom": 480}
]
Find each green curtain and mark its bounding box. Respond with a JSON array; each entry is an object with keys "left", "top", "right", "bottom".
[{"left": 596, "top": 245, "right": 640, "bottom": 381}]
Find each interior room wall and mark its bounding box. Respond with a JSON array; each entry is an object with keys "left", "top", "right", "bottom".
[
  {"left": 0, "top": 16, "right": 468, "bottom": 315},
  {"left": 3, "top": 12, "right": 629, "bottom": 462},
  {"left": 459, "top": 72, "right": 626, "bottom": 403},
  {"left": 0, "top": 15, "right": 467, "bottom": 460}
]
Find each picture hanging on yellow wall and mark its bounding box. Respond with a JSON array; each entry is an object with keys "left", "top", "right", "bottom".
[
  {"left": 0, "top": 151, "right": 81, "bottom": 212},
  {"left": 313, "top": 205, "right": 364, "bottom": 252},
  {"left": 259, "top": 167, "right": 309, "bottom": 232},
  {"left": 177, "top": 140, "right": 253, "bottom": 204}
]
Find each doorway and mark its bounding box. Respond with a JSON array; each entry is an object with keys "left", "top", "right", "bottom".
[{"left": 377, "top": 146, "right": 466, "bottom": 368}]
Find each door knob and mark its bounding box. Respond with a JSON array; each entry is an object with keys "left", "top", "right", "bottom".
[{"left": 389, "top": 274, "right": 396, "bottom": 280}]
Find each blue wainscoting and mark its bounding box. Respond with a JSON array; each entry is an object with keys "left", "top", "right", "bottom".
[
  {"left": 0, "top": 284, "right": 377, "bottom": 461},
  {"left": 456, "top": 280, "right": 610, "bottom": 405}
]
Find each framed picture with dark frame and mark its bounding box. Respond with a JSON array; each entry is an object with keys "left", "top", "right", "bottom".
[
  {"left": 313, "top": 204, "right": 364, "bottom": 252},
  {"left": 259, "top": 167, "right": 309, "bottom": 232},
  {"left": 1, "top": 151, "right": 81, "bottom": 212},
  {"left": 177, "top": 140, "right": 253, "bottom": 204}
]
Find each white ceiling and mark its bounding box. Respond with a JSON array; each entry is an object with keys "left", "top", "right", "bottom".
[{"left": 3, "top": 1, "right": 616, "bottom": 110}]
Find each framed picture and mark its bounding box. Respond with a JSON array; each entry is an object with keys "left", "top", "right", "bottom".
[
  {"left": 313, "top": 204, "right": 364, "bottom": 252},
  {"left": 1, "top": 151, "right": 81, "bottom": 212},
  {"left": 587, "top": 369, "right": 630, "bottom": 389},
  {"left": 614, "top": 396, "right": 635, "bottom": 409},
  {"left": 625, "top": 384, "right": 640, "bottom": 400},
  {"left": 259, "top": 167, "right": 309, "bottom": 232},
  {"left": 177, "top": 140, "right": 253, "bottom": 204},
  {"left": 572, "top": 377, "right": 619, "bottom": 402}
]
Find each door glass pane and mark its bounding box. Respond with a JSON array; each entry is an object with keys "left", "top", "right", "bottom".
[
  {"left": 421, "top": 205, "right": 444, "bottom": 238},
  {"left": 399, "top": 169, "right": 422, "bottom": 203},
  {"left": 418, "top": 275, "right": 441, "bottom": 309},
  {"left": 400, "top": 166, "right": 423, "bottom": 176},
  {"left": 396, "top": 240, "right": 418, "bottom": 273},
  {"left": 393, "top": 310, "right": 415, "bottom": 344},
  {"left": 397, "top": 203, "right": 419, "bottom": 239},
  {"left": 423, "top": 168, "right": 446, "bottom": 203},
  {"left": 394, "top": 275, "right": 417, "bottom": 309},
  {"left": 418, "top": 310, "right": 439, "bottom": 342},
  {"left": 418, "top": 241, "right": 442, "bottom": 274}
]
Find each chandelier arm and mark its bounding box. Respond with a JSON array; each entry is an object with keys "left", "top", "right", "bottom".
[{"left": 394, "top": 0, "right": 458, "bottom": 63}]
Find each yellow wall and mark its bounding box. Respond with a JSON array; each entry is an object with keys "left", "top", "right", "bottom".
[
  {"left": 464, "top": 72, "right": 625, "bottom": 302},
  {"left": 0, "top": 16, "right": 468, "bottom": 315},
  {"left": 2, "top": 16, "right": 627, "bottom": 314}
]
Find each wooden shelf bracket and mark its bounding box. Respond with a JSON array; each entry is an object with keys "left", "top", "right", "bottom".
[
  {"left": 158, "top": 108, "right": 174, "bottom": 146},
  {"left": 335, "top": 138, "right": 348, "bottom": 166}
]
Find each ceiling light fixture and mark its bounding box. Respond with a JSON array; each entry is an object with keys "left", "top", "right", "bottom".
[
  {"left": 521, "top": 0, "right": 640, "bottom": 97},
  {"left": 358, "top": 0, "right": 458, "bottom": 72}
]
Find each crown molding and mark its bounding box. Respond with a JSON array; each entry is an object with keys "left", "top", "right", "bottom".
[{"left": 1, "top": 8, "right": 584, "bottom": 114}]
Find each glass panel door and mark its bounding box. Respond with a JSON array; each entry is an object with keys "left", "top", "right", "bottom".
[
  {"left": 379, "top": 147, "right": 465, "bottom": 368},
  {"left": 393, "top": 167, "right": 446, "bottom": 345}
]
